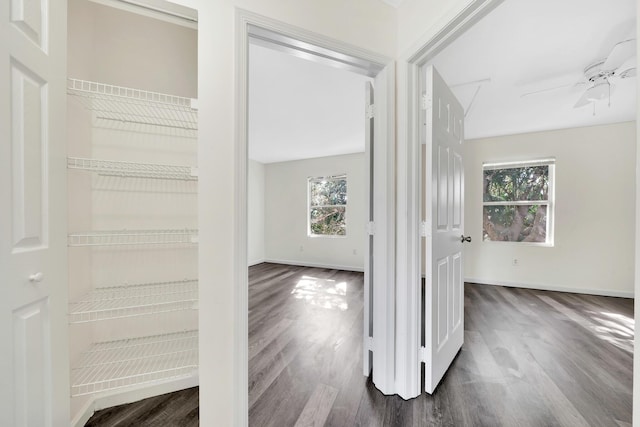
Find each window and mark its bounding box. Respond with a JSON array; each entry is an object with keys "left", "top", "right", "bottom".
[
  {"left": 308, "top": 175, "right": 347, "bottom": 236},
  {"left": 483, "top": 160, "right": 554, "bottom": 244}
]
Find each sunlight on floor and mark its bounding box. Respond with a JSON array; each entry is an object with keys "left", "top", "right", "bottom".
[
  {"left": 590, "top": 311, "right": 634, "bottom": 353},
  {"left": 291, "top": 275, "right": 348, "bottom": 311}
]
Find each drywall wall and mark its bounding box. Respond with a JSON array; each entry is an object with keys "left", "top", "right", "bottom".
[
  {"left": 464, "top": 122, "right": 636, "bottom": 297},
  {"left": 68, "top": 0, "right": 197, "bottom": 97},
  {"left": 265, "top": 153, "right": 365, "bottom": 271},
  {"left": 248, "top": 160, "right": 265, "bottom": 265},
  {"left": 397, "top": 0, "right": 474, "bottom": 54}
]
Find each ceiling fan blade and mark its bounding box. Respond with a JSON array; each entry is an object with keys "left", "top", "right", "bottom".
[
  {"left": 603, "top": 39, "right": 637, "bottom": 71},
  {"left": 620, "top": 67, "right": 637, "bottom": 79},
  {"left": 616, "top": 56, "right": 637, "bottom": 78},
  {"left": 573, "top": 90, "right": 591, "bottom": 108}
]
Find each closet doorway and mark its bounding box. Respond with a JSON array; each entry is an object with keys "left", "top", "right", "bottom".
[{"left": 66, "top": 1, "right": 199, "bottom": 424}]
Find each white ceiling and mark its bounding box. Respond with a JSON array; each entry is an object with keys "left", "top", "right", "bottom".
[
  {"left": 430, "top": 0, "right": 636, "bottom": 140},
  {"left": 249, "top": 0, "right": 636, "bottom": 163},
  {"left": 249, "top": 43, "right": 372, "bottom": 164},
  {"left": 381, "top": 0, "right": 404, "bottom": 7}
]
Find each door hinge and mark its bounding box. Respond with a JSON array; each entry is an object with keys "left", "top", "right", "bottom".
[
  {"left": 420, "top": 221, "right": 427, "bottom": 237},
  {"left": 367, "top": 336, "right": 374, "bottom": 352},
  {"left": 366, "top": 104, "right": 375, "bottom": 119},
  {"left": 366, "top": 221, "right": 375, "bottom": 236},
  {"left": 421, "top": 93, "right": 431, "bottom": 110},
  {"left": 420, "top": 346, "right": 428, "bottom": 363}
]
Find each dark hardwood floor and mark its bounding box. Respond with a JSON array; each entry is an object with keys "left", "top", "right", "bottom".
[{"left": 86, "top": 263, "right": 634, "bottom": 426}]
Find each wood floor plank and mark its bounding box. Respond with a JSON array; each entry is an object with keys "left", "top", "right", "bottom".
[
  {"left": 86, "top": 266, "right": 633, "bottom": 427},
  {"left": 249, "top": 317, "right": 293, "bottom": 360},
  {"left": 293, "top": 383, "right": 338, "bottom": 427}
]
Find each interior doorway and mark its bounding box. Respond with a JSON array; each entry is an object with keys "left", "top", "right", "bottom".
[{"left": 239, "top": 16, "right": 396, "bottom": 420}]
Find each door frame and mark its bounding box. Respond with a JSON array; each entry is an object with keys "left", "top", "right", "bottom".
[
  {"left": 394, "top": 0, "right": 505, "bottom": 398},
  {"left": 234, "top": 9, "right": 395, "bottom": 424}
]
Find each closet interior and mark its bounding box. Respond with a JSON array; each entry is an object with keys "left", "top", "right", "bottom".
[{"left": 66, "top": 0, "right": 199, "bottom": 421}]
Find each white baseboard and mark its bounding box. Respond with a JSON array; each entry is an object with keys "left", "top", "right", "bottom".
[
  {"left": 71, "top": 398, "right": 95, "bottom": 427},
  {"left": 248, "top": 258, "right": 265, "bottom": 267},
  {"left": 264, "top": 258, "right": 364, "bottom": 272},
  {"left": 465, "top": 277, "right": 634, "bottom": 298},
  {"left": 71, "top": 374, "right": 199, "bottom": 427}
]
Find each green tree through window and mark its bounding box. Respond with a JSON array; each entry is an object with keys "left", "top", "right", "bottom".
[
  {"left": 483, "top": 161, "right": 554, "bottom": 243},
  {"left": 309, "top": 175, "right": 347, "bottom": 236}
]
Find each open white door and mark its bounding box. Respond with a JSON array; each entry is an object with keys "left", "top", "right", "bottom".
[
  {"left": 422, "top": 66, "right": 465, "bottom": 394},
  {"left": 363, "top": 64, "right": 396, "bottom": 394},
  {"left": 0, "top": 1, "right": 69, "bottom": 425},
  {"left": 363, "top": 80, "right": 374, "bottom": 376}
]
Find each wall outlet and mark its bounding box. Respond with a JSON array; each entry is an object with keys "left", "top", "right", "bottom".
[
  {"left": 353, "top": 249, "right": 357, "bottom": 255},
  {"left": 512, "top": 258, "right": 519, "bottom": 266},
  {"left": 299, "top": 245, "right": 304, "bottom": 252}
]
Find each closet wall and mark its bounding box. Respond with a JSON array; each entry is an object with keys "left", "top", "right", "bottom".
[{"left": 67, "top": 0, "right": 198, "bottom": 421}]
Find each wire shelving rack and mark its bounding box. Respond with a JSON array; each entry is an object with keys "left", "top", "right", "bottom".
[
  {"left": 68, "top": 229, "right": 199, "bottom": 247},
  {"left": 70, "top": 330, "right": 198, "bottom": 396},
  {"left": 67, "top": 157, "right": 198, "bottom": 181},
  {"left": 67, "top": 78, "right": 198, "bottom": 135},
  {"left": 68, "top": 279, "right": 198, "bottom": 323}
]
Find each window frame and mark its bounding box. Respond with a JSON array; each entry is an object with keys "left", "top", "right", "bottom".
[
  {"left": 482, "top": 159, "right": 555, "bottom": 246},
  {"left": 307, "top": 174, "right": 348, "bottom": 238}
]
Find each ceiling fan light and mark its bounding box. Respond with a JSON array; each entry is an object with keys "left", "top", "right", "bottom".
[{"left": 585, "top": 82, "right": 609, "bottom": 101}]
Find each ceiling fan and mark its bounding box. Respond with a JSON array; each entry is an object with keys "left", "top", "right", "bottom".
[
  {"left": 573, "top": 38, "right": 636, "bottom": 108},
  {"left": 522, "top": 38, "right": 636, "bottom": 110}
]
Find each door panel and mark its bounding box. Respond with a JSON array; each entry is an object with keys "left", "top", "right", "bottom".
[
  {"left": 423, "top": 65, "right": 465, "bottom": 394},
  {"left": 10, "top": 0, "right": 47, "bottom": 51},
  {"left": 13, "top": 298, "right": 51, "bottom": 427},
  {"left": 1, "top": 0, "right": 68, "bottom": 425},
  {"left": 11, "top": 60, "right": 47, "bottom": 251}
]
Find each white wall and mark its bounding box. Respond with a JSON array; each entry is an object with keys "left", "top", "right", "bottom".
[
  {"left": 464, "top": 121, "right": 636, "bottom": 297},
  {"left": 264, "top": 153, "right": 365, "bottom": 271},
  {"left": 397, "top": 0, "right": 474, "bottom": 54},
  {"left": 248, "top": 160, "right": 265, "bottom": 265},
  {"left": 67, "top": 0, "right": 197, "bottom": 97}
]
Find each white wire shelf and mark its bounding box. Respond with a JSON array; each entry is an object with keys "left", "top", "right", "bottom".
[
  {"left": 67, "top": 157, "right": 198, "bottom": 181},
  {"left": 68, "top": 229, "right": 199, "bottom": 247},
  {"left": 71, "top": 330, "right": 198, "bottom": 396},
  {"left": 69, "top": 279, "right": 198, "bottom": 323},
  {"left": 67, "top": 78, "right": 198, "bottom": 133}
]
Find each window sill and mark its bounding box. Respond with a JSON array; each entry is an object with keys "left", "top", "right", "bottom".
[{"left": 482, "top": 240, "right": 554, "bottom": 247}]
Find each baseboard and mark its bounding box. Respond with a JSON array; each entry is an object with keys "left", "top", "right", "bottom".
[
  {"left": 71, "top": 398, "right": 95, "bottom": 427},
  {"left": 248, "top": 258, "right": 265, "bottom": 267},
  {"left": 465, "top": 277, "right": 634, "bottom": 298},
  {"left": 71, "top": 374, "right": 199, "bottom": 427},
  {"left": 264, "top": 258, "right": 364, "bottom": 272}
]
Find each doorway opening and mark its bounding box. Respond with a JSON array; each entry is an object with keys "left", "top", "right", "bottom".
[
  {"left": 240, "top": 17, "right": 395, "bottom": 422},
  {"left": 66, "top": 1, "right": 199, "bottom": 424}
]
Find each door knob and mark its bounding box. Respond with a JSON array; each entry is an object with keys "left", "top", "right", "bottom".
[
  {"left": 460, "top": 235, "right": 472, "bottom": 243},
  {"left": 29, "top": 272, "right": 44, "bottom": 283}
]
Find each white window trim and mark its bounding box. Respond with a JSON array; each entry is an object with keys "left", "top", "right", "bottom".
[
  {"left": 482, "top": 159, "right": 555, "bottom": 246},
  {"left": 307, "top": 174, "right": 347, "bottom": 238}
]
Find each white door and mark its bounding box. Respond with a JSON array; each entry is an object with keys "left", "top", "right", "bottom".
[
  {"left": 423, "top": 65, "right": 465, "bottom": 394},
  {"left": 363, "top": 80, "right": 374, "bottom": 376},
  {"left": 363, "top": 64, "right": 396, "bottom": 395},
  {"left": 0, "top": 1, "right": 69, "bottom": 425}
]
